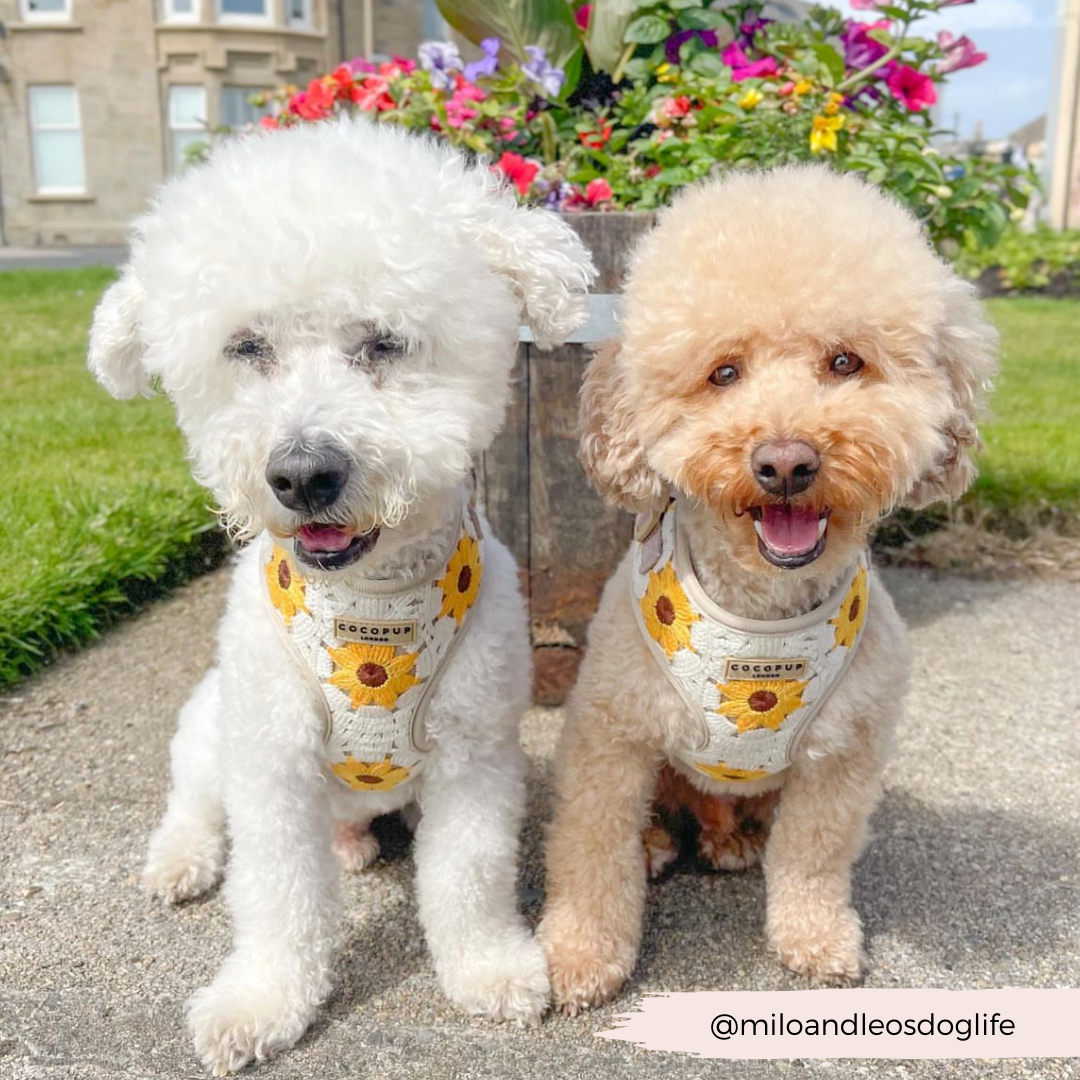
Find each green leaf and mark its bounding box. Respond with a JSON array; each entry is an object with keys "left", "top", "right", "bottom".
[
  {"left": 811, "top": 43, "right": 845, "bottom": 84},
  {"left": 624, "top": 13, "right": 670, "bottom": 44},
  {"left": 687, "top": 50, "right": 725, "bottom": 77},
  {"left": 622, "top": 57, "right": 652, "bottom": 81},
  {"left": 668, "top": 0, "right": 703, "bottom": 8},
  {"left": 677, "top": 7, "right": 726, "bottom": 29},
  {"left": 435, "top": 0, "right": 583, "bottom": 90}
]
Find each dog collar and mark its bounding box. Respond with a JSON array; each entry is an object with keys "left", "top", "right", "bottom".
[
  {"left": 261, "top": 496, "right": 485, "bottom": 793},
  {"left": 629, "top": 498, "right": 869, "bottom": 784}
]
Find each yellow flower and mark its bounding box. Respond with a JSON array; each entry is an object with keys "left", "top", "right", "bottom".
[
  {"left": 656, "top": 62, "right": 677, "bottom": 84},
  {"left": 331, "top": 754, "right": 411, "bottom": 792},
  {"left": 824, "top": 91, "right": 844, "bottom": 115},
  {"left": 265, "top": 545, "right": 308, "bottom": 625},
  {"left": 327, "top": 642, "right": 420, "bottom": 709},
  {"left": 830, "top": 565, "right": 868, "bottom": 649},
  {"left": 716, "top": 678, "right": 808, "bottom": 733},
  {"left": 739, "top": 87, "right": 763, "bottom": 110},
  {"left": 641, "top": 563, "right": 699, "bottom": 658},
  {"left": 793, "top": 80, "right": 813, "bottom": 96},
  {"left": 437, "top": 535, "right": 483, "bottom": 624},
  {"left": 695, "top": 761, "right": 769, "bottom": 783},
  {"left": 810, "top": 113, "right": 844, "bottom": 154}
]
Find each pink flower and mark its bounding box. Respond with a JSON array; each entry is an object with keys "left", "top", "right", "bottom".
[
  {"left": 290, "top": 78, "right": 336, "bottom": 120},
  {"left": 936, "top": 31, "right": 988, "bottom": 74},
  {"left": 355, "top": 76, "right": 394, "bottom": 112},
  {"left": 886, "top": 63, "right": 937, "bottom": 111},
  {"left": 721, "top": 42, "right": 779, "bottom": 81},
  {"left": 574, "top": 4, "right": 591, "bottom": 30},
  {"left": 584, "top": 178, "right": 612, "bottom": 205},
  {"left": 259, "top": 114, "right": 279, "bottom": 129},
  {"left": 849, "top": 0, "right": 882, "bottom": 7},
  {"left": 492, "top": 152, "right": 539, "bottom": 196},
  {"left": 348, "top": 57, "right": 377, "bottom": 75},
  {"left": 660, "top": 96, "right": 692, "bottom": 120}
]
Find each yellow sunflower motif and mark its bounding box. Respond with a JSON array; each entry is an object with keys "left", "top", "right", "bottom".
[
  {"left": 695, "top": 762, "right": 770, "bottom": 783},
  {"left": 437, "top": 535, "right": 483, "bottom": 624},
  {"left": 265, "top": 545, "right": 308, "bottom": 625},
  {"left": 716, "top": 678, "right": 809, "bottom": 733},
  {"left": 641, "top": 563, "right": 699, "bottom": 658},
  {"left": 830, "top": 566, "right": 869, "bottom": 649},
  {"left": 331, "top": 754, "right": 411, "bottom": 792},
  {"left": 327, "top": 642, "right": 420, "bottom": 709}
]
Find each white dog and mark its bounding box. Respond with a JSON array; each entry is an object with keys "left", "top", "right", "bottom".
[{"left": 88, "top": 119, "right": 594, "bottom": 1074}]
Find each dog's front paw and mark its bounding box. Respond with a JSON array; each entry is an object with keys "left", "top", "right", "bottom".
[
  {"left": 769, "top": 904, "right": 865, "bottom": 984},
  {"left": 332, "top": 820, "right": 380, "bottom": 872},
  {"left": 143, "top": 817, "right": 225, "bottom": 904},
  {"left": 442, "top": 935, "right": 550, "bottom": 1027},
  {"left": 540, "top": 920, "right": 630, "bottom": 1016},
  {"left": 187, "top": 970, "right": 316, "bottom": 1075}
]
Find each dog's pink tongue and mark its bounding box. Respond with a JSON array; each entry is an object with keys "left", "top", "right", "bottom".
[
  {"left": 296, "top": 525, "right": 353, "bottom": 552},
  {"left": 760, "top": 504, "right": 820, "bottom": 556}
]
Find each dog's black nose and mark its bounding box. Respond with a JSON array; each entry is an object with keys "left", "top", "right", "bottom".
[
  {"left": 751, "top": 440, "right": 820, "bottom": 497},
  {"left": 265, "top": 440, "right": 351, "bottom": 514}
]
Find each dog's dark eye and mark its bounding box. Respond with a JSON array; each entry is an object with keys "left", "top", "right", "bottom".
[
  {"left": 225, "top": 333, "right": 272, "bottom": 370},
  {"left": 709, "top": 363, "right": 740, "bottom": 387},
  {"left": 830, "top": 353, "right": 864, "bottom": 377},
  {"left": 348, "top": 333, "right": 407, "bottom": 365}
]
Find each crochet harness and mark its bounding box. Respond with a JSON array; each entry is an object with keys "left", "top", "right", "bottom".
[
  {"left": 261, "top": 498, "right": 485, "bottom": 794},
  {"left": 630, "top": 499, "right": 869, "bottom": 784}
]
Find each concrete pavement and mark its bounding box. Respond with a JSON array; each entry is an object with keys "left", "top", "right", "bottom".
[{"left": 1, "top": 564, "right": 1077, "bottom": 1079}]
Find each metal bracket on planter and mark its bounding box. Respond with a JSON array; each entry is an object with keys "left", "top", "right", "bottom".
[{"left": 518, "top": 293, "right": 621, "bottom": 345}]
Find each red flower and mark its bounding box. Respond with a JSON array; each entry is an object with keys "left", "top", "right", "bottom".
[
  {"left": 356, "top": 76, "right": 394, "bottom": 111},
  {"left": 259, "top": 114, "right": 280, "bottom": 130},
  {"left": 493, "top": 152, "right": 540, "bottom": 196},
  {"left": 886, "top": 63, "right": 937, "bottom": 111},
  {"left": 644, "top": 164, "right": 661, "bottom": 179},
  {"left": 575, "top": 4, "right": 591, "bottom": 30},
  {"left": 660, "top": 96, "right": 692, "bottom": 120},
  {"left": 579, "top": 121, "right": 613, "bottom": 150},
  {"left": 290, "top": 78, "right": 336, "bottom": 120}
]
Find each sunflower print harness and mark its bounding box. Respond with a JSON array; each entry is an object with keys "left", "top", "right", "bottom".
[
  {"left": 261, "top": 500, "right": 484, "bottom": 793},
  {"left": 630, "top": 500, "right": 869, "bottom": 784}
]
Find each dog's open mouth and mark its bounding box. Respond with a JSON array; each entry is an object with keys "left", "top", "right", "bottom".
[
  {"left": 293, "top": 523, "right": 380, "bottom": 571},
  {"left": 749, "top": 504, "right": 829, "bottom": 569}
]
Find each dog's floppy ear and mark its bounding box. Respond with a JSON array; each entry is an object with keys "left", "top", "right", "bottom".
[
  {"left": 579, "top": 339, "right": 666, "bottom": 512},
  {"left": 904, "top": 277, "right": 998, "bottom": 509},
  {"left": 469, "top": 195, "right": 597, "bottom": 349},
  {"left": 87, "top": 267, "right": 153, "bottom": 399}
]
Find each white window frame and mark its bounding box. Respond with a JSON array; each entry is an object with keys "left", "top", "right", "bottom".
[
  {"left": 168, "top": 85, "right": 209, "bottom": 172},
  {"left": 215, "top": 0, "right": 273, "bottom": 26},
  {"left": 286, "top": 0, "right": 312, "bottom": 30},
  {"left": 19, "top": 0, "right": 72, "bottom": 24},
  {"left": 27, "top": 85, "right": 86, "bottom": 195},
  {"left": 162, "top": 0, "right": 199, "bottom": 24},
  {"left": 220, "top": 85, "right": 269, "bottom": 128}
]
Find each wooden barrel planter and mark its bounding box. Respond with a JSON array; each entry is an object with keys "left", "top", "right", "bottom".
[{"left": 478, "top": 211, "right": 657, "bottom": 705}]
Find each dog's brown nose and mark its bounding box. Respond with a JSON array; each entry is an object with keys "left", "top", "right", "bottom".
[{"left": 751, "top": 439, "right": 820, "bottom": 497}]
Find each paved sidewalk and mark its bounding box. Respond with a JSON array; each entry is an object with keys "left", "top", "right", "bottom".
[
  {"left": 0, "top": 565, "right": 1077, "bottom": 1079},
  {"left": 0, "top": 245, "right": 125, "bottom": 271}
]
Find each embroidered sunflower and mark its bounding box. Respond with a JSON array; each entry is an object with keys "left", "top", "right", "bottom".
[
  {"left": 437, "top": 535, "right": 482, "bottom": 624},
  {"left": 331, "top": 754, "right": 411, "bottom": 792},
  {"left": 695, "top": 762, "right": 769, "bottom": 783},
  {"left": 641, "top": 563, "right": 699, "bottom": 658},
  {"left": 327, "top": 642, "right": 420, "bottom": 709},
  {"left": 830, "top": 565, "right": 868, "bottom": 649},
  {"left": 265, "top": 545, "right": 308, "bottom": 625},
  {"left": 716, "top": 678, "right": 808, "bottom": 733}
]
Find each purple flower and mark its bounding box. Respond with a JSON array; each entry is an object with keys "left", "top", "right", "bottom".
[
  {"left": 936, "top": 31, "right": 988, "bottom": 74},
  {"left": 348, "top": 56, "right": 377, "bottom": 75},
  {"left": 736, "top": 17, "right": 772, "bottom": 49},
  {"left": 841, "top": 20, "right": 891, "bottom": 71},
  {"left": 464, "top": 37, "right": 500, "bottom": 82},
  {"left": 418, "top": 40, "right": 463, "bottom": 91},
  {"left": 664, "top": 28, "right": 718, "bottom": 65},
  {"left": 521, "top": 45, "right": 566, "bottom": 98}
]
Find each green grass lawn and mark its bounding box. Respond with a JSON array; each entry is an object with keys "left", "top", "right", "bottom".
[
  {"left": 0, "top": 269, "right": 217, "bottom": 687},
  {"left": 974, "top": 298, "right": 1080, "bottom": 513},
  {"left": 0, "top": 271, "right": 1077, "bottom": 689}
]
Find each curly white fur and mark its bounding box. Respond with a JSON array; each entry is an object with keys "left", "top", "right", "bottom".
[{"left": 88, "top": 119, "right": 594, "bottom": 1074}]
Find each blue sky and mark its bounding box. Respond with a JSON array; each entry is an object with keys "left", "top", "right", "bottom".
[{"left": 831, "top": 0, "right": 1059, "bottom": 139}]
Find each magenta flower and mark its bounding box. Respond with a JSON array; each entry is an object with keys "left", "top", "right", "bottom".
[
  {"left": 849, "top": 0, "right": 882, "bottom": 8},
  {"left": 886, "top": 63, "right": 937, "bottom": 111},
  {"left": 841, "top": 20, "right": 891, "bottom": 71},
  {"left": 937, "top": 31, "right": 988, "bottom": 74},
  {"left": 720, "top": 42, "right": 778, "bottom": 82},
  {"left": 574, "top": 4, "right": 591, "bottom": 30},
  {"left": 445, "top": 80, "right": 484, "bottom": 128}
]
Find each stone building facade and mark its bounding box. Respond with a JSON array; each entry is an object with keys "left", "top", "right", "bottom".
[{"left": 0, "top": 0, "right": 426, "bottom": 245}]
